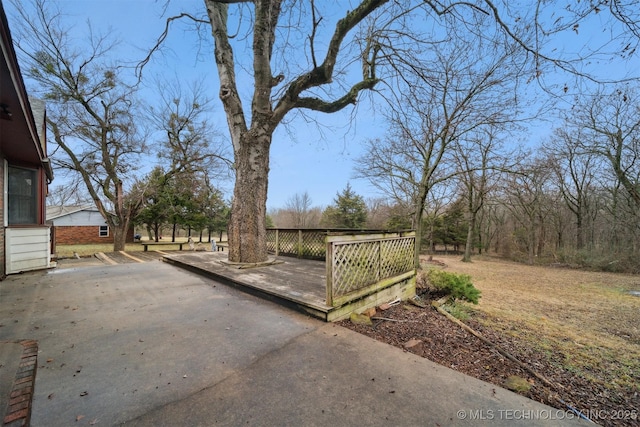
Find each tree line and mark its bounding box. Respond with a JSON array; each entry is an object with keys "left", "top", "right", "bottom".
[{"left": 273, "top": 84, "right": 640, "bottom": 275}]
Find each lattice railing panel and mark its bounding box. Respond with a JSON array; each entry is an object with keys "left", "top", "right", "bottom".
[
  {"left": 379, "top": 237, "right": 415, "bottom": 278},
  {"left": 276, "top": 230, "right": 299, "bottom": 256},
  {"left": 266, "top": 229, "right": 327, "bottom": 259},
  {"left": 301, "top": 231, "right": 326, "bottom": 259},
  {"left": 266, "top": 229, "right": 277, "bottom": 253},
  {"left": 332, "top": 241, "right": 380, "bottom": 297},
  {"left": 328, "top": 234, "right": 416, "bottom": 305},
  {"left": 266, "top": 229, "right": 416, "bottom": 307}
]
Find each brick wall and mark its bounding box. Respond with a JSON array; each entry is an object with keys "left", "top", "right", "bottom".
[
  {"left": 3, "top": 340, "right": 38, "bottom": 426},
  {"left": 55, "top": 226, "right": 134, "bottom": 245}
]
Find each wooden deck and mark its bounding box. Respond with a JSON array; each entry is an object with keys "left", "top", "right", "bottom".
[
  {"left": 161, "top": 251, "right": 415, "bottom": 322},
  {"left": 162, "top": 252, "right": 332, "bottom": 320}
]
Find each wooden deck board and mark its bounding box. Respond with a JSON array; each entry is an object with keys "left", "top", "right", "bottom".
[{"left": 162, "top": 252, "right": 332, "bottom": 319}]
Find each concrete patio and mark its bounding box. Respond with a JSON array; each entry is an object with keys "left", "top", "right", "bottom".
[{"left": 0, "top": 258, "right": 589, "bottom": 426}]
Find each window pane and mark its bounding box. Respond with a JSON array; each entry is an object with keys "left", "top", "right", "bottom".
[
  {"left": 99, "top": 226, "right": 109, "bottom": 237},
  {"left": 8, "top": 166, "right": 37, "bottom": 225}
]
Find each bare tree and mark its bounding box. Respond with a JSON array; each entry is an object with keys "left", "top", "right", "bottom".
[
  {"left": 356, "top": 27, "right": 527, "bottom": 267},
  {"left": 136, "top": 77, "right": 232, "bottom": 240},
  {"left": 476, "top": 199, "right": 507, "bottom": 255},
  {"left": 569, "top": 85, "right": 640, "bottom": 208},
  {"left": 12, "top": 0, "right": 149, "bottom": 250},
  {"left": 501, "top": 158, "right": 555, "bottom": 264},
  {"left": 202, "top": 0, "right": 391, "bottom": 262},
  {"left": 453, "top": 128, "right": 518, "bottom": 262},
  {"left": 544, "top": 126, "right": 601, "bottom": 250},
  {"left": 284, "top": 191, "right": 313, "bottom": 228},
  {"left": 147, "top": 77, "right": 231, "bottom": 179},
  {"left": 556, "top": 85, "right": 640, "bottom": 255}
]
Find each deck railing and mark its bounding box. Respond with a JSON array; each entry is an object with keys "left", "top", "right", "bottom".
[
  {"left": 266, "top": 228, "right": 327, "bottom": 259},
  {"left": 266, "top": 229, "right": 415, "bottom": 307},
  {"left": 325, "top": 232, "right": 415, "bottom": 306}
]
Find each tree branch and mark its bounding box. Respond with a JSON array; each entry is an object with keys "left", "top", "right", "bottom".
[
  {"left": 206, "top": 1, "right": 247, "bottom": 154},
  {"left": 294, "top": 78, "right": 379, "bottom": 113},
  {"left": 135, "top": 13, "right": 210, "bottom": 80},
  {"left": 272, "top": 0, "right": 389, "bottom": 122}
]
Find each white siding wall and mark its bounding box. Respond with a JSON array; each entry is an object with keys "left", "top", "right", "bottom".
[
  {"left": 6, "top": 227, "right": 50, "bottom": 274},
  {"left": 52, "top": 210, "right": 107, "bottom": 226}
]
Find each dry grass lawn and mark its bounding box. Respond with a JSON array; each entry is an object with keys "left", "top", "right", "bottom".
[
  {"left": 55, "top": 236, "right": 227, "bottom": 259},
  {"left": 437, "top": 254, "right": 640, "bottom": 391},
  {"left": 54, "top": 238, "right": 193, "bottom": 258}
]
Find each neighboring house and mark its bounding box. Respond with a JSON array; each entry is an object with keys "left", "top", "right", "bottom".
[
  {"left": 0, "top": 3, "right": 54, "bottom": 276},
  {"left": 47, "top": 205, "right": 134, "bottom": 252}
]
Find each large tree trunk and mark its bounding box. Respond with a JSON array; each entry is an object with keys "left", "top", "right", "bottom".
[
  {"left": 113, "top": 225, "right": 128, "bottom": 252},
  {"left": 110, "top": 209, "right": 131, "bottom": 251},
  {"left": 228, "top": 132, "right": 271, "bottom": 263},
  {"left": 108, "top": 181, "right": 141, "bottom": 252}
]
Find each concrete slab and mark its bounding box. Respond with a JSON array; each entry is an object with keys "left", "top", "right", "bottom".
[
  {"left": 0, "top": 260, "right": 589, "bottom": 426},
  {"left": 126, "top": 323, "right": 589, "bottom": 426},
  {"left": 0, "top": 261, "right": 318, "bottom": 426}
]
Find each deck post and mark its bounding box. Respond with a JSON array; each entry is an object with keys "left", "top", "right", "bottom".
[
  {"left": 325, "top": 236, "right": 334, "bottom": 306},
  {"left": 377, "top": 240, "right": 381, "bottom": 282}
]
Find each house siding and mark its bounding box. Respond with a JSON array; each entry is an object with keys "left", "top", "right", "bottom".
[
  {"left": 5, "top": 227, "right": 50, "bottom": 274},
  {"left": 51, "top": 209, "right": 107, "bottom": 226},
  {"left": 54, "top": 225, "right": 134, "bottom": 245}
]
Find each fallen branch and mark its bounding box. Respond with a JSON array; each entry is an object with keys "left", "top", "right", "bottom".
[
  {"left": 371, "top": 317, "right": 419, "bottom": 323},
  {"left": 431, "top": 300, "right": 562, "bottom": 392}
]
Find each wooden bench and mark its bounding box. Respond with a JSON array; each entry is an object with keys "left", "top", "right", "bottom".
[
  {"left": 213, "top": 242, "right": 229, "bottom": 252},
  {"left": 141, "top": 242, "right": 184, "bottom": 251}
]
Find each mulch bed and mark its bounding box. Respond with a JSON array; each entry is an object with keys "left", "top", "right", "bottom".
[{"left": 337, "top": 292, "right": 639, "bottom": 427}]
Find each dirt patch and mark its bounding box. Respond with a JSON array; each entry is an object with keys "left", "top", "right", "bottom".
[{"left": 338, "top": 255, "right": 640, "bottom": 427}]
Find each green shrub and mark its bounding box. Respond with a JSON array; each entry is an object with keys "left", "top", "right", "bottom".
[
  {"left": 442, "top": 302, "right": 472, "bottom": 320},
  {"left": 426, "top": 268, "right": 481, "bottom": 304}
]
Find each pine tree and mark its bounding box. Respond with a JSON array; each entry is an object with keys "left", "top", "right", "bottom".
[{"left": 321, "top": 184, "right": 368, "bottom": 229}]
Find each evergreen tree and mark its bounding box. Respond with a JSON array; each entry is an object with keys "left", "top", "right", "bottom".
[{"left": 321, "top": 184, "right": 368, "bottom": 229}]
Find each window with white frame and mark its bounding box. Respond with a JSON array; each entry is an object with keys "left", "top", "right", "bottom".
[
  {"left": 8, "top": 166, "right": 38, "bottom": 225},
  {"left": 99, "top": 225, "right": 109, "bottom": 237}
]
